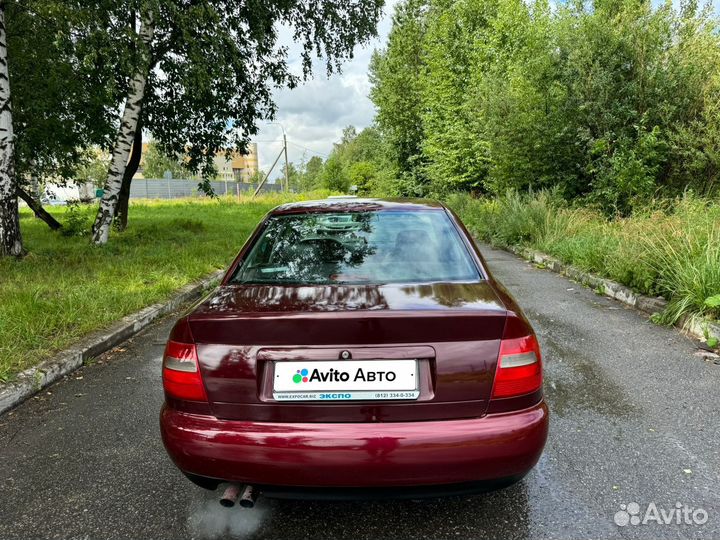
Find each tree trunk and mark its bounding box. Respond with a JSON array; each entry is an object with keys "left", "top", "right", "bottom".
[
  {"left": 30, "top": 168, "right": 40, "bottom": 199},
  {"left": 91, "top": 12, "right": 154, "bottom": 245},
  {"left": 114, "top": 116, "right": 143, "bottom": 231},
  {"left": 0, "top": 6, "right": 22, "bottom": 257},
  {"left": 16, "top": 186, "right": 62, "bottom": 230}
]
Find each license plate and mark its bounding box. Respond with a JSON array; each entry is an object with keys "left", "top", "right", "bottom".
[{"left": 273, "top": 360, "right": 419, "bottom": 401}]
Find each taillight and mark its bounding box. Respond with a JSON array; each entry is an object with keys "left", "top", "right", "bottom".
[
  {"left": 162, "top": 340, "right": 207, "bottom": 402},
  {"left": 491, "top": 334, "right": 543, "bottom": 399}
]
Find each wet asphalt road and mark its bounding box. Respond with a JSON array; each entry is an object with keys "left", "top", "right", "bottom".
[{"left": 1, "top": 245, "right": 719, "bottom": 540}]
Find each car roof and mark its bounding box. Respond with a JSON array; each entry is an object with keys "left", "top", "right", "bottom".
[{"left": 270, "top": 197, "right": 447, "bottom": 215}]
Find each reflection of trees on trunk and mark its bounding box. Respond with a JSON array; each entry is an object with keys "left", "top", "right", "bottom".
[
  {"left": 400, "top": 283, "right": 497, "bottom": 308},
  {"left": 198, "top": 281, "right": 505, "bottom": 315},
  {"left": 205, "top": 284, "right": 390, "bottom": 313}
]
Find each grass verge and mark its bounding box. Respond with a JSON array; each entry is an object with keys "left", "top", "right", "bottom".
[
  {"left": 0, "top": 192, "right": 328, "bottom": 382},
  {"left": 448, "top": 190, "right": 720, "bottom": 331}
]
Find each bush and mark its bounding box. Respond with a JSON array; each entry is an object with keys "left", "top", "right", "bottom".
[
  {"left": 449, "top": 191, "right": 720, "bottom": 324},
  {"left": 61, "top": 202, "right": 93, "bottom": 237}
]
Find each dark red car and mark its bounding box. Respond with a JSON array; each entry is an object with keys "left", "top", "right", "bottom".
[{"left": 160, "top": 198, "right": 548, "bottom": 503}]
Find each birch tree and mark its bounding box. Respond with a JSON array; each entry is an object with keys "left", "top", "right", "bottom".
[
  {"left": 0, "top": 3, "right": 21, "bottom": 257},
  {"left": 92, "top": 10, "right": 154, "bottom": 244},
  {"left": 90, "top": 0, "right": 384, "bottom": 244},
  {"left": 6, "top": 0, "right": 129, "bottom": 233}
]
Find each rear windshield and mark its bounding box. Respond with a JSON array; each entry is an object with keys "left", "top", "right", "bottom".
[{"left": 231, "top": 210, "right": 480, "bottom": 285}]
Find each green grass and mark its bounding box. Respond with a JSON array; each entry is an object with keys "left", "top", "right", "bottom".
[
  {"left": 0, "top": 191, "right": 330, "bottom": 382},
  {"left": 448, "top": 191, "right": 720, "bottom": 328}
]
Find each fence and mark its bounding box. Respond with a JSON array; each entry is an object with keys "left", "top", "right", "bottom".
[{"left": 129, "top": 178, "right": 283, "bottom": 199}]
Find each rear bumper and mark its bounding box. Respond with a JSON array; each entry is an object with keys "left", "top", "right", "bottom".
[{"left": 160, "top": 400, "right": 548, "bottom": 488}]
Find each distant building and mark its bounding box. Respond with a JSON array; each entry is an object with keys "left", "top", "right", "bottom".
[
  {"left": 215, "top": 142, "right": 259, "bottom": 182},
  {"left": 42, "top": 182, "right": 96, "bottom": 204},
  {"left": 134, "top": 142, "right": 259, "bottom": 182}
]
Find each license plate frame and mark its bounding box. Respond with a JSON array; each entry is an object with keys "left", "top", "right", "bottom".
[{"left": 272, "top": 359, "right": 420, "bottom": 401}]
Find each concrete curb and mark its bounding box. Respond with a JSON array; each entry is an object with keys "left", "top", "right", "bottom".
[
  {"left": 0, "top": 270, "right": 224, "bottom": 416},
  {"left": 505, "top": 245, "right": 720, "bottom": 344}
]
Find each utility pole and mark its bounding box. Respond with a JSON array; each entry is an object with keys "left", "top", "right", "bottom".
[
  {"left": 266, "top": 123, "right": 289, "bottom": 192},
  {"left": 252, "top": 147, "right": 284, "bottom": 198},
  {"left": 283, "top": 132, "right": 290, "bottom": 192}
]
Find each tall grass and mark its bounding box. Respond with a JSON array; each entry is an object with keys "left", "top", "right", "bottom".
[
  {"left": 640, "top": 201, "right": 720, "bottom": 325},
  {"left": 449, "top": 191, "right": 720, "bottom": 325}
]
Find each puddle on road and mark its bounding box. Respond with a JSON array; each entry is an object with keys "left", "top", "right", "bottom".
[{"left": 531, "top": 313, "right": 639, "bottom": 419}]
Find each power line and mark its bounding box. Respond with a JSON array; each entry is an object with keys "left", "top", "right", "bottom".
[{"left": 287, "top": 141, "right": 330, "bottom": 158}]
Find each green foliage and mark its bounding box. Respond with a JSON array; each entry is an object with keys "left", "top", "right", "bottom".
[
  {"left": 298, "top": 125, "right": 395, "bottom": 195},
  {"left": 7, "top": 0, "right": 127, "bottom": 185},
  {"left": 641, "top": 208, "right": 720, "bottom": 325},
  {"left": 347, "top": 162, "right": 378, "bottom": 194},
  {"left": 73, "top": 148, "right": 111, "bottom": 186},
  {"left": 290, "top": 156, "right": 325, "bottom": 193},
  {"left": 142, "top": 0, "right": 385, "bottom": 182},
  {"left": 283, "top": 163, "right": 301, "bottom": 191},
  {"left": 369, "top": 0, "right": 720, "bottom": 207},
  {"left": 449, "top": 191, "right": 720, "bottom": 325},
  {"left": 588, "top": 126, "right": 667, "bottom": 214},
  {"left": 142, "top": 141, "right": 187, "bottom": 179},
  {"left": 334, "top": 126, "right": 384, "bottom": 166},
  {"left": 320, "top": 156, "right": 350, "bottom": 192},
  {"left": 246, "top": 170, "right": 267, "bottom": 185},
  {"left": 7, "top": 0, "right": 384, "bottom": 205},
  {"left": 297, "top": 156, "right": 324, "bottom": 192},
  {"left": 369, "top": 0, "right": 427, "bottom": 188},
  {"left": 61, "top": 203, "right": 93, "bottom": 238},
  {"left": 420, "top": 0, "right": 500, "bottom": 194}
]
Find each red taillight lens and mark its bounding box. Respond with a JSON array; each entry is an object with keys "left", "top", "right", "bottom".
[
  {"left": 162, "top": 340, "right": 207, "bottom": 402},
  {"left": 491, "top": 334, "right": 543, "bottom": 399}
]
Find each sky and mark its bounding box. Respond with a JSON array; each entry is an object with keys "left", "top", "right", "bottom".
[{"left": 255, "top": 1, "right": 399, "bottom": 179}]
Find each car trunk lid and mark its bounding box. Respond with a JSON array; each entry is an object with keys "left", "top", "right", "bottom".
[{"left": 188, "top": 282, "right": 507, "bottom": 422}]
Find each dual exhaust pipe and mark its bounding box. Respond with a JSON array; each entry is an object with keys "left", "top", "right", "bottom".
[{"left": 219, "top": 483, "right": 259, "bottom": 508}]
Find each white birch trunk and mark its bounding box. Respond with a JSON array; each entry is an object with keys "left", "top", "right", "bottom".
[
  {"left": 91, "top": 12, "right": 155, "bottom": 244},
  {"left": 0, "top": 5, "right": 22, "bottom": 257}
]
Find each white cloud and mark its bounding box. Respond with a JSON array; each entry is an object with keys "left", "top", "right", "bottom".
[{"left": 256, "top": 1, "right": 399, "bottom": 179}]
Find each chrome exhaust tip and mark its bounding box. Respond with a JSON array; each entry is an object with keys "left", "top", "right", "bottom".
[
  {"left": 239, "top": 485, "right": 259, "bottom": 508},
  {"left": 219, "top": 483, "right": 241, "bottom": 507}
]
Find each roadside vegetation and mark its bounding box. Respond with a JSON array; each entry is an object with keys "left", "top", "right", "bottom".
[
  {"left": 367, "top": 0, "right": 720, "bottom": 209},
  {"left": 284, "top": 0, "right": 720, "bottom": 331},
  {"left": 449, "top": 191, "right": 720, "bottom": 330},
  {"left": 0, "top": 193, "right": 328, "bottom": 381}
]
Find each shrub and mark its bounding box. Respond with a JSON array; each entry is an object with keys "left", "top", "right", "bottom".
[
  {"left": 61, "top": 202, "right": 93, "bottom": 237},
  {"left": 448, "top": 191, "right": 720, "bottom": 324}
]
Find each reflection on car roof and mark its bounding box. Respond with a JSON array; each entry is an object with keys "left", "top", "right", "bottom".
[{"left": 271, "top": 198, "right": 446, "bottom": 215}]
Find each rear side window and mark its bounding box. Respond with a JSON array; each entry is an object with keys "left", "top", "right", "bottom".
[{"left": 231, "top": 211, "right": 480, "bottom": 285}]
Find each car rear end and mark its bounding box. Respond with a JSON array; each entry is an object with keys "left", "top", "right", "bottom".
[{"left": 160, "top": 200, "right": 548, "bottom": 497}]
